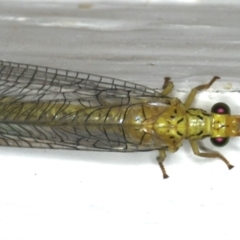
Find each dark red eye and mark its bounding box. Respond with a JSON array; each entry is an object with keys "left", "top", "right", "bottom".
[
  {"left": 210, "top": 137, "right": 229, "bottom": 147},
  {"left": 211, "top": 102, "right": 230, "bottom": 114},
  {"left": 210, "top": 103, "right": 230, "bottom": 147}
]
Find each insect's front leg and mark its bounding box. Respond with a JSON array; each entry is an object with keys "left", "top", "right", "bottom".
[
  {"left": 189, "top": 140, "right": 234, "bottom": 169},
  {"left": 184, "top": 76, "right": 219, "bottom": 108},
  {"left": 157, "top": 150, "right": 169, "bottom": 179},
  {"left": 161, "top": 77, "right": 174, "bottom": 96}
]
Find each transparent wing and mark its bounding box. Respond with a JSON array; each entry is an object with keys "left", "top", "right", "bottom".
[
  {"left": 0, "top": 123, "right": 169, "bottom": 152},
  {"left": 0, "top": 60, "right": 172, "bottom": 152},
  {"left": 0, "top": 60, "right": 164, "bottom": 107}
]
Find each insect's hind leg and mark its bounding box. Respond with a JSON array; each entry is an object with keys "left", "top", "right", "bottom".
[
  {"left": 184, "top": 76, "right": 219, "bottom": 109},
  {"left": 189, "top": 140, "right": 234, "bottom": 170},
  {"left": 161, "top": 77, "right": 174, "bottom": 96},
  {"left": 157, "top": 150, "right": 169, "bottom": 179}
]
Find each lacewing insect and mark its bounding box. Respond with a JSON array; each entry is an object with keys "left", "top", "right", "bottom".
[{"left": 0, "top": 60, "right": 238, "bottom": 178}]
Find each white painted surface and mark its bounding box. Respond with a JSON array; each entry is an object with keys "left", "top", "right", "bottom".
[{"left": 0, "top": 1, "right": 240, "bottom": 240}]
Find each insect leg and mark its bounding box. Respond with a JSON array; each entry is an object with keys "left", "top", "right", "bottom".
[
  {"left": 189, "top": 140, "right": 234, "bottom": 170},
  {"left": 184, "top": 76, "right": 220, "bottom": 108},
  {"left": 157, "top": 150, "right": 169, "bottom": 179},
  {"left": 161, "top": 77, "right": 174, "bottom": 96}
]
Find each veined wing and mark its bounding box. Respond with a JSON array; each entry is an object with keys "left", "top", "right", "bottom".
[
  {"left": 0, "top": 122, "right": 168, "bottom": 152},
  {"left": 0, "top": 61, "right": 172, "bottom": 152},
  {"left": 0, "top": 60, "right": 169, "bottom": 108}
]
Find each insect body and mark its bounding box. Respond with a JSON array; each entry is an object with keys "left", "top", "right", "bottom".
[{"left": 0, "top": 60, "right": 239, "bottom": 178}]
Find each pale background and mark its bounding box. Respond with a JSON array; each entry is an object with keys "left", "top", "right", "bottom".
[{"left": 0, "top": 1, "right": 240, "bottom": 240}]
